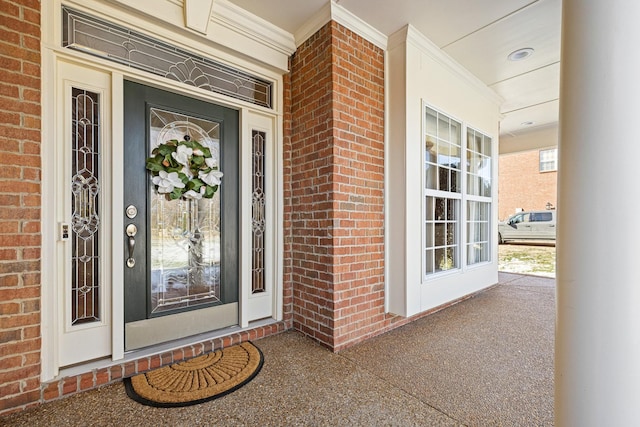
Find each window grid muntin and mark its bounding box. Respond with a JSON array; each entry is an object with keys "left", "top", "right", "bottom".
[
  {"left": 424, "top": 104, "right": 496, "bottom": 276},
  {"left": 62, "top": 6, "right": 273, "bottom": 109},
  {"left": 539, "top": 148, "right": 557, "bottom": 172},
  {"left": 71, "top": 87, "right": 101, "bottom": 325},
  {"left": 251, "top": 130, "right": 266, "bottom": 294},
  {"left": 465, "top": 127, "right": 492, "bottom": 266},
  {"left": 466, "top": 128, "right": 492, "bottom": 197},
  {"left": 466, "top": 200, "right": 491, "bottom": 265},
  {"left": 424, "top": 106, "right": 463, "bottom": 276},
  {"left": 424, "top": 196, "right": 460, "bottom": 274},
  {"left": 425, "top": 107, "right": 462, "bottom": 193},
  {"left": 423, "top": 106, "right": 462, "bottom": 276}
]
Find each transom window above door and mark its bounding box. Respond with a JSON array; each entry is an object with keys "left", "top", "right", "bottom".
[{"left": 62, "top": 6, "right": 273, "bottom": 108}]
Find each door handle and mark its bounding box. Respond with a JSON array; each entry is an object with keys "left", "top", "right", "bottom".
[{"left": 126, "top": 223, "right": 137, "bottom": 268}]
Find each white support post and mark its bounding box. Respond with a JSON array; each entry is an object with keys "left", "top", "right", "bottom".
[{"left": 556, "top": 0, "right": 640, "bottom": 424}]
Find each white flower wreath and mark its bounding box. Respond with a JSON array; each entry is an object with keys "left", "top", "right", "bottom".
[{"left": 146, "top": 136, "right": 223, "bottom": 200}]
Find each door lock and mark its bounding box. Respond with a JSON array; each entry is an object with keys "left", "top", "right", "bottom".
[
  {"left": 126, "top": 223, "right": 137, "bottom": 268},
  {"left": 125, "top": 204, "right": 138, "bottom": 219}
]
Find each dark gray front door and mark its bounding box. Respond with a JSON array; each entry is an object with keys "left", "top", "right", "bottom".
[{"left": 123, "top": 81, "right": 239, "bottom": 350}]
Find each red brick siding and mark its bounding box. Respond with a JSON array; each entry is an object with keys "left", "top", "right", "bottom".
[
  {"left": 0, "top": 0, "right": 42, "bottom": 415},
  {"left": 498, "top": 150, "right": 557, "bottom": 220},
  {"left": 289, "top": 23, "right": 337, "bottom": 346},
  {"left": 329, "top": 24, "right": 386, "bottom": 350},
  {"left": 289, "top": 21, "right": 390, "bottom": 351}
]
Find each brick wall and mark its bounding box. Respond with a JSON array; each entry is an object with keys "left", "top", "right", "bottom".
[
  {"left": 289, "top": 21, "right": 393, "bottom": 351},
  {"left": 289, "top": 23, "right": 336, "bottom": 346},
  {"left": 0, "top": 0, "right": 42, "bottom": 414},
  {"left": 329, "top": 24, "right": 386, "bottom": 350},
  {"left": 498, "top": 150, "right": 557, "bottom": 220}
]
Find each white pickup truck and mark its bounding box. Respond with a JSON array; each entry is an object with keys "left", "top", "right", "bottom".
[{"left": 498, "top": 210, "right": 556, "bottom": 244}]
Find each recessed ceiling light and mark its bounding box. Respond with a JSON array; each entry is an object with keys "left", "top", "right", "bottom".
[
  {"left": 508, "top": 48, "right": 534, "bottom": 61},
  {"left": 521, "top": 121, "right": 534, "bottom": 126}
]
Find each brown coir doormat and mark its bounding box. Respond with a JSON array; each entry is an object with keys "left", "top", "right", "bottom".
[{"left": 124, "top": 342, "right": 263, "bottom": 407}]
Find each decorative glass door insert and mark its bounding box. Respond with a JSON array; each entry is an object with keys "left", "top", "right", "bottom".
[
  {"left": 149, "top": 110, "right": 222, "bottom": 314},
  {"left": 71, "top": 88, "right": 101, "bottom": 324},
  {"left": 251, "top": 130, "right": 266, "bottom": 294}
]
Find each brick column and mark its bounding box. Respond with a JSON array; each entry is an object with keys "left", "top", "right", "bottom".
[
  {"left": 288, "top": 21, "right": 386, "bottom": 351},
  {"left": 0, "top": 0, "right": 42, "bottom": 415}
]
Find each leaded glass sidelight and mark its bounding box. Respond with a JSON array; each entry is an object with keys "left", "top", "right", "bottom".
[
  {"left": 252, "top": 131, "right": 266, "bottom": 294},
  {"left": 71, "top": 88, "right": 101, "bottom": 325},
  {"left": 149, "top": 109, "right": 222, "bottom": 314}
]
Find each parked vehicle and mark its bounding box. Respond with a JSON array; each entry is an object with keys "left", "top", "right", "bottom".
[{"left": 498, "top": 210, "right": 556, "bottom": 243}]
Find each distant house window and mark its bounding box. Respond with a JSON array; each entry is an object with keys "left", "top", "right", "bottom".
[{"left": 539, "top": 148, "right": 557, "bottom": 172}]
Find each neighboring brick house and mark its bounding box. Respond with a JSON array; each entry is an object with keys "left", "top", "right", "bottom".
[
  {"left": 498, "top": 147, "right": 558, "bottom": 221},
  {"left": 498, "top": 127, "right": 558, "bottom": 221},
  {"left": 0, "top": 0, "right": 500, "bottom": 415}
]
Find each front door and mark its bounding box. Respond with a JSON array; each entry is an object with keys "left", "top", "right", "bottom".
[{"left": 123, "top": 81, "right": 239, "bottom": 350}]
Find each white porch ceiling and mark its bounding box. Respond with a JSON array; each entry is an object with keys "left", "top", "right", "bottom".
[{"left": 227, "top": 0, "right": 561, "bottom": 137}]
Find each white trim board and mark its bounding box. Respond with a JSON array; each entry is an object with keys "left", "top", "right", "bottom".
[{"left": 294, "top": 1, "right": 387, "bottom": 49}]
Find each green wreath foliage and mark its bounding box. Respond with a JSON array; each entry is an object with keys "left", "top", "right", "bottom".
[{"left": 146, "top": 138, "right": 222, "bottom": 200}]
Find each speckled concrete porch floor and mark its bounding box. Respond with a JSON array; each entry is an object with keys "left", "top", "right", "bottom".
[{"left": 3, "top": 273, "right": 554, "bottom": 426}]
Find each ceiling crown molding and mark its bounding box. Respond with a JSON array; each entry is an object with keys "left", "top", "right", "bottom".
[
  {"left": 394, "top": 24, "right": 502, "bottom": 105},
  {"left": 98, "top": 0, "right": 294, "bottom": 70},
  {"left": 293, "top": 2, "right": 331, "bottom": 46},
  {"left": 295, "top": 0, "right": 387, "bottom": 50},
  {"left": 212, "top": 0, "right": 297, "bottom": 56}
]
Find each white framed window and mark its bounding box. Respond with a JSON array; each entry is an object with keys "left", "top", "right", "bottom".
[
  {"left": 466, "top": 128, "right": 492, "bottom": 265},
  {"left": 424, "top": 106, "right": 462, "bottom": 275},
  {"left": 539, "top": 148, "right": 557, "bottom": 172},
  {"left": 424, "top": 106, "right": 494, "bottom": 275}
]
